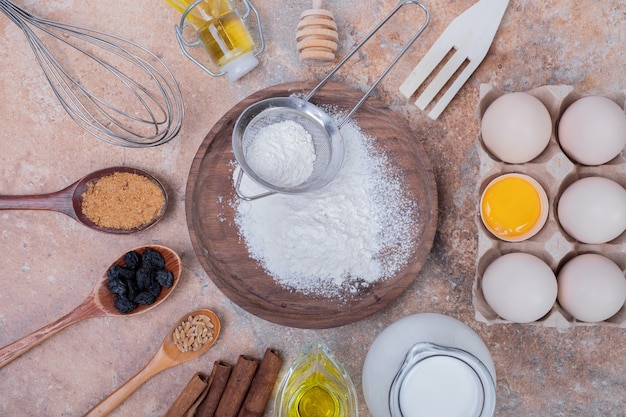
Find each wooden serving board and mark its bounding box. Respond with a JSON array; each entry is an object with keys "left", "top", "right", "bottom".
[{"left": 185, "top": 82, "right": 438, "bottom": 329}]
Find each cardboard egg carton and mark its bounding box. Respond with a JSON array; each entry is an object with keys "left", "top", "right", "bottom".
[{"left": 473, "top": 84, "right": 626, "bottom": 329}]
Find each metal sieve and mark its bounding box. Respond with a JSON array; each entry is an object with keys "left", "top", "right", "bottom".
[
  {"left": 232, "top": 97, "right": 343, "bottom": 200},
  {"left": 232, "top": 0, "right": 430, "bottom": 200}
]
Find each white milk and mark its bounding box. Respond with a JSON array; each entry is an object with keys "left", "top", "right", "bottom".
[
  {"left": 362, "top": 313, "right": 496, "bottom": 417},
  {"left": 398, "top": 356, "right": 483, "bottom": 417}
]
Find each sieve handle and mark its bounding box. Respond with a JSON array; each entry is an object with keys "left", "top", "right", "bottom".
[
  {"left": 234, "top": 169, "right": 275, "bottom": 201},
  {"left": 303, "top": 0, "right": 430, "bottom": 128}
]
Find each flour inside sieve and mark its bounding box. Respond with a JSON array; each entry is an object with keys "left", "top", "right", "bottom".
[{"left": 245, "top": 120, "right": 317, "bottom": 187}]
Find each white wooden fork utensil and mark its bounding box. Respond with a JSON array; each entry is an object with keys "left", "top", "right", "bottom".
[{"left": 399, "top": 0, "right": 510, "bottom": 119}]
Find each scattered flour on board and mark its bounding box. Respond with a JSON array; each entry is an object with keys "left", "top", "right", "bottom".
[
  {"left": 245, "top": 120, "right": 316, "bottom": 187},
  {"left": 231, "top": 114, "right": 419, "bottom": 297}
]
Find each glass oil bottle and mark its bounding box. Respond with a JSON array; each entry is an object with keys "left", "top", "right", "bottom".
[
  {"left": 167, "top": 0, "right": 264, "bottom": 81},
  {"left": 196, "top": 1, "right": 255, "bottom": 67},
  {"left": 275, "top": 343, "right": 357, "bottom": 417}
]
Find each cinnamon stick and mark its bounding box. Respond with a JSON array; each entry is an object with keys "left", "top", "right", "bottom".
[
  {"left": 196, "top": 361, "right": 233, "bottom": 417},
  {"left": 165, "top": 372, "right": 210, "bottom": 417},
  {"left": 237, "top": 349, "right": 283, "bottom": 417},
  {"left": 214, "top": 355, "right": 260, "bottom": 417}
]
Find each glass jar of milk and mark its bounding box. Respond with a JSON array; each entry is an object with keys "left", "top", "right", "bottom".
[{"left": 362, "top": 313, "right": 496, "bottom": 417}]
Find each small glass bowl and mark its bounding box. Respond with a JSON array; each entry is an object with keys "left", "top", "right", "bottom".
[{"left": 274, "top": 343, "right": 357, "bottom": 417}]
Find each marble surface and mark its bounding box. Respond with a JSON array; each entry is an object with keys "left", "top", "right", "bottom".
[{"left": 0, "top": 0, "right": 624, "bottom": 416}]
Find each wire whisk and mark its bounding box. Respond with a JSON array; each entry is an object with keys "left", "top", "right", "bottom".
[{"left": 0, "top": 0, "right": 184, "bottom": 147}]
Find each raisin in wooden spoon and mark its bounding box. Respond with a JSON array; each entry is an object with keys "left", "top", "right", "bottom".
[{"left": 0, "top": 245, "right": 181, "bottom": 369}]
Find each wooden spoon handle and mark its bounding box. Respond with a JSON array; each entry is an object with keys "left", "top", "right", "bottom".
[
  {"left": 0, "top": 186, "right": 76, "bottom": 218},
  {"left": 0, "top": 298, "right": 100, "bottom": 369},
  {"left": 84, "top": 351, "right": 173, "bottom": 417}
]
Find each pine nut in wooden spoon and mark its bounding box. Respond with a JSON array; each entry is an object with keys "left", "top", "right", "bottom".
[
  {"left": 0, "top": 245, "right": 181, "bottom": 369},
  {"left": 84, "top": 309, "right": 221, "bottom": 417},
  {"left": 0, "top": 166, "right": 168, "bottom": 234}
]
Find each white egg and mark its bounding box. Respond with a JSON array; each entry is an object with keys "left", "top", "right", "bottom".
[
  {"left": 557, "top": 176, "right": 626, "bottom": 244},
  {"left": 482, "top": 253, "right": 557, "bottom": 323},
  {"left": 557, "top": 254, "right": 626, "bottom": 322},
  {"left": 558, "top": 96, "right": 626, "bottom": 166},
  {"left": 481, "top": 92, "right": 552, "bottom": 164}
]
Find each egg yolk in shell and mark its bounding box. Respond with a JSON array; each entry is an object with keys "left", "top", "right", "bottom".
[{"left": 481, "top": 175, "right": 543, "bottom": 240}]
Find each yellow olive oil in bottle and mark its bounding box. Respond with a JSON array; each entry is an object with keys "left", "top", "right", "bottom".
[
  {"left": 164, "top": 0, "right": 259, "bottom": 81},
  {"left": 197, "top": 0, "right": 255, "bottom": 67},
  {"left": 276, "top": 344, "right": 357, "bottom": 417}
]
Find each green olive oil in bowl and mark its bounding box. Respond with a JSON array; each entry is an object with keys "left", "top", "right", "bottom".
[{"left": 275, "top": 343, "right": 357, "bottom": 417}]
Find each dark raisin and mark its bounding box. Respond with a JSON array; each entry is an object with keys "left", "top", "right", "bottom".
[
  {"left": 142, "top": 248, "right": 165, "bottom": 269},
  {"left": 119, "top": 267, "right": 136, "bottom": 282},
  {"left": 134, "top": 291, "right": 156, "bottom": 305},
  {"left": 124, "top": 251, "right": 141, "bottom": 270},
  {"left": 107, "top": 279, "right": 127, "bottom": 296},
  {"left": 125, "top": 276, "right": 139, "bottom": 301},
  {"left": 147, "top": 280, "right": 162, "bottom": 299},
  {"left": 114, "top": 294, "right": 137, "bottom": 313},
  {"left": 108, "top": 265, "right": 134, "bottom": 283},
  {"left": 136, "top": 266, "right": 156, "bottom": 290},
  {"left": 107, "top": 265, "right": 124, "bottom": 281},
  {"left": 155, "top": 269, "right": 174, "bottom": 288}
]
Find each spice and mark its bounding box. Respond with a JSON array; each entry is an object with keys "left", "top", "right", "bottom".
[
  {"left": 173, "top": 314, "right": 215, "bottom": 353},
  {"left": 165, "top": 372, "right": 211, "bottom": 417},
  {"left": 196, "top": 361, "right": 233, "bottom": 417},
  {"left": 214, "top": 356, "right": 259, "bottom": 417},
  {"left": 166, "top": 350, "right": 282, "bottom": 417},
  {"left": 237, "top": 349, "right": 283, "bottom": 417},
  {"left": 233, "top": 117, "right": 417, "bottom": 296},
  {"left": 81, "top": 171, "right": 165, "bottom": 230}
]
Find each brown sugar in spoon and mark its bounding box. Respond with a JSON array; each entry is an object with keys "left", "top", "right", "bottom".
[
  {"left": 0, "top": 245, "right": 181, "bottom": 369},
  {"left": 296, "top": 0, "right": 338, "bottom": 64},
  {"left": 84, "top": 309, "right": 221, "bottom": 417},
  {"left": 0, "top": 166, "right": 168, "bottom": 234}
]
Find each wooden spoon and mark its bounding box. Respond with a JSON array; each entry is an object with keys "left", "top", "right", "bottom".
[
  {"left": 84, "top": 309, "right": 221, "bottom": 417},
  {"left": 0, "top": 245, "right": 181, "bottom": 369},
  {"left": 0, "top": 166, "right": 168, "bottom": 234}
]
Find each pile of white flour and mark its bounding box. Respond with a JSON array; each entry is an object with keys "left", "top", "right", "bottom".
[{"left": 232, "top": 116, "right": 419, "bottom": 296}]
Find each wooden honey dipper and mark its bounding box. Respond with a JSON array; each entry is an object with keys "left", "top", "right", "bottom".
[{"left": 296, "top": 0, "right": 338, "bottom": 64}]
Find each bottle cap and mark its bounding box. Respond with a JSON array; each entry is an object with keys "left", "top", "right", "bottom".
[{"left": 223, "top": 52, "right": 259, "bottom": 82}]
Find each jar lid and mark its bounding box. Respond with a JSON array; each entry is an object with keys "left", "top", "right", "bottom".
[
  {"left": 222, "top": 52, "right": 259, "bottom": 82},
  {"left": 389, "top": 343, "right": 495, "bottom": 417}
]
